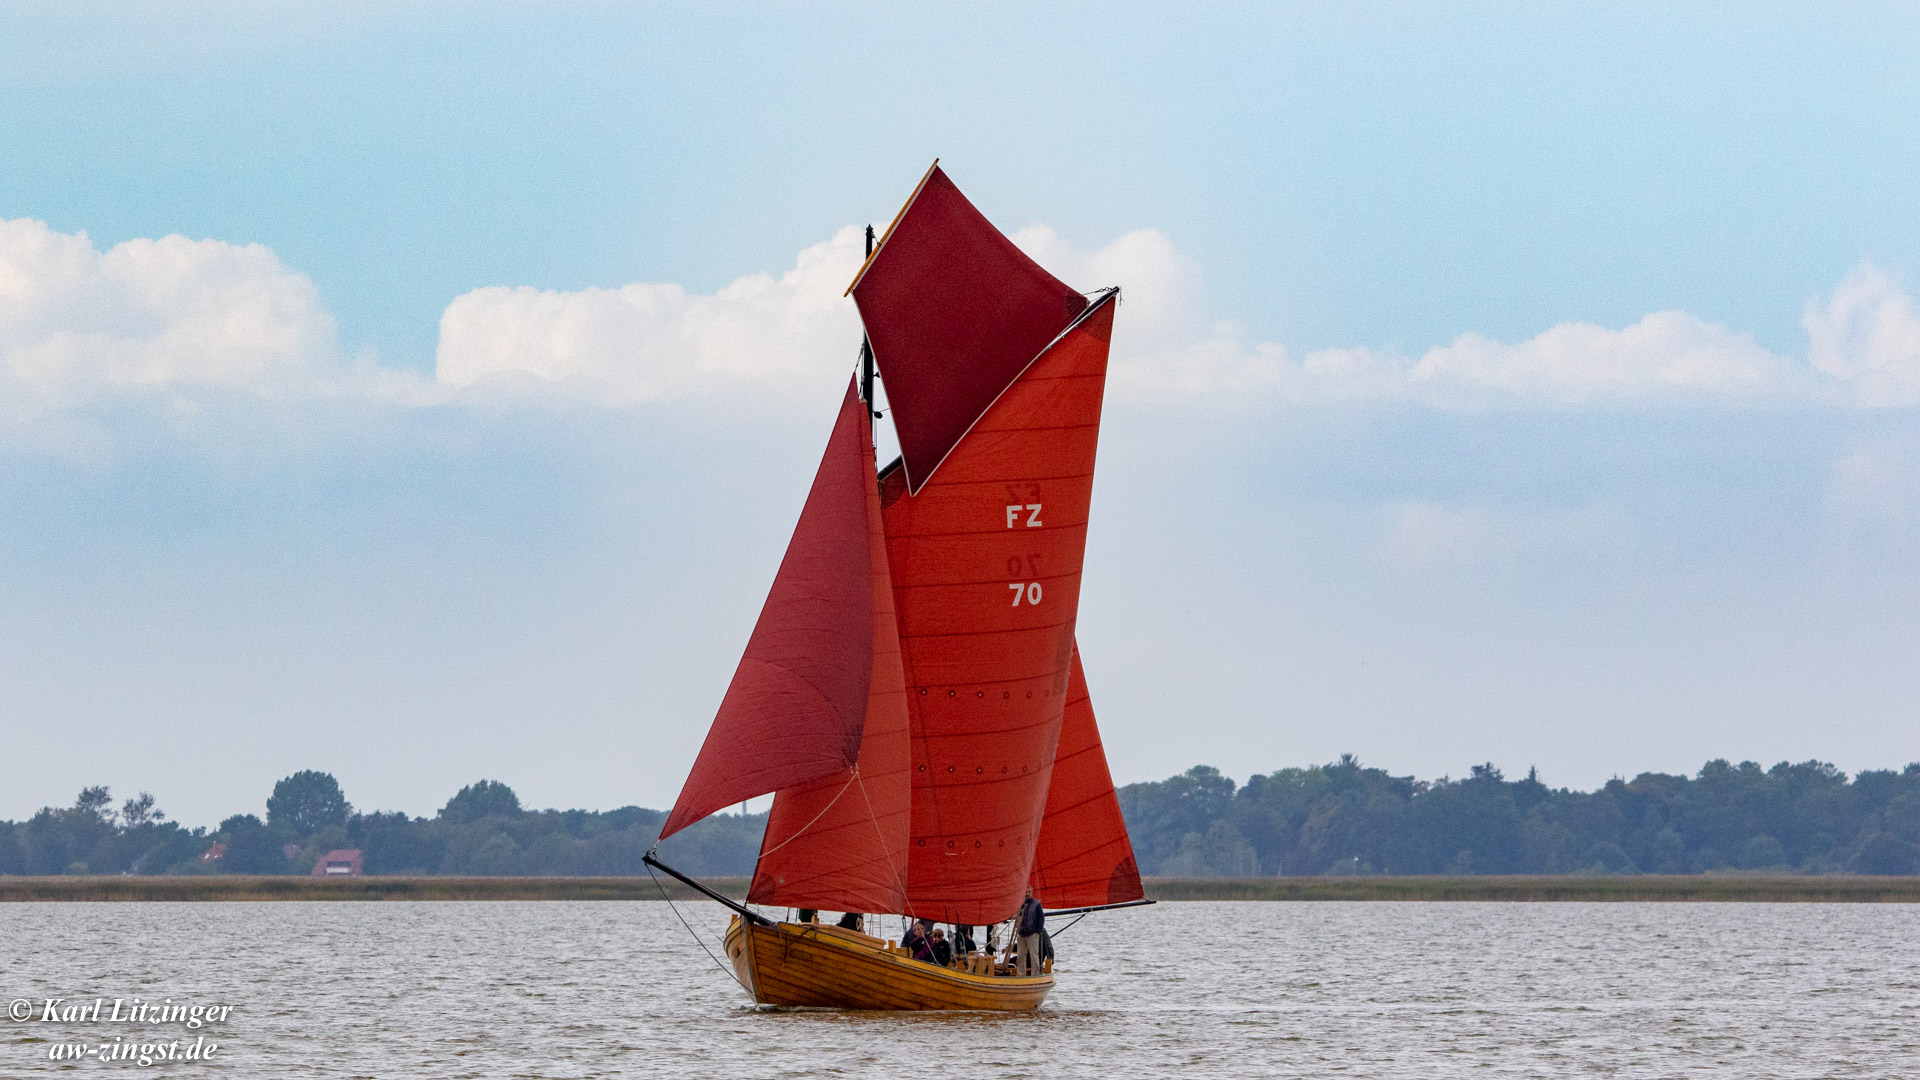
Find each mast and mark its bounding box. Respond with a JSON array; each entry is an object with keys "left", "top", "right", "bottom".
[{"left": 861, "top": 224, "right": 877, "bottom": 416}]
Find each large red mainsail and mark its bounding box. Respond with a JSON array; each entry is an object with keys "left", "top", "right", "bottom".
[
  {"left": 1029, "top": 645, "right": 1144, "bottom": 908},
  {"left": 881, "top": 297, "right": 1117, "bottom": 924},
  {"left": 660, "top": 381, "right": 880, "bottom": 839},
  {"left": 849, "top": 163, "right": 1089, "bottom": 494},
  {"left": 747, "top": 389, "right": 912, "bottom": 913}
]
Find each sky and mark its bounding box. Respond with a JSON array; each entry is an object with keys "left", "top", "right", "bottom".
[{"left": 2, "top": 2, "right": 1917, "bottom": 828}]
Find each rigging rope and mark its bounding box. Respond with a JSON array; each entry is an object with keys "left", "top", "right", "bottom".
[
  {"left": 854, "top": 768, "right": 917, "bottom": 922},
  {"left": 755, "top": 767, "right": 860, "bottom": 861},
  {"left": 644, "top": 860, "right": 747, "bottom": 991},
  {"left": 1047, "top": 911, "right": 1090, "bottom": 940}
]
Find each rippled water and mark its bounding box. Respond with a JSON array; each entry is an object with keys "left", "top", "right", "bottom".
[{"left": 4, "top": 900, "right": 1917, "bottom": 1077}]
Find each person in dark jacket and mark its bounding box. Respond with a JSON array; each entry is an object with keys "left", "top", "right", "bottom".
[
  {"left": 1015, "top": 887, "right": 1045, "bottom": 975},
  {"left": 929, "top": 927, "right": 953, "bottom": 967},
  {"left": 901, "top": 919, "right": 937, "bottom": 963},
  {"left": 951, "top": 924, "right": 977, "bottom": 956},
  {"left": 836, "top": 912, "right": 864, "bottom": 932}
]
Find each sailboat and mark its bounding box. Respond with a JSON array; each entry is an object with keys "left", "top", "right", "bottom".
[{"left": 645, "top": 162, "right": 1148, "bottom": 1011}]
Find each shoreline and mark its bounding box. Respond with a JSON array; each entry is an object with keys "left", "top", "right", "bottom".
[{"left": 2, "top": 874, "right": 1917, "bottom": 902}]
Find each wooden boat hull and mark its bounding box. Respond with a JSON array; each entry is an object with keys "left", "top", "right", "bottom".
[{"left": 723, "top": 918, "right": 1052, "bottom": 1011}]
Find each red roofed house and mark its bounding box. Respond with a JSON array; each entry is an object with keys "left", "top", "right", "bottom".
[{"left": 311, "top": 849, "right": 364, "bottom": 877}]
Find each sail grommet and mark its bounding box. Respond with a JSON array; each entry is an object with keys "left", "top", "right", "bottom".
[
  {"left": 976, "top": 767, "right": 984, "bottom": 774},
  {"left": 948, "top": 689, "right": 956, "bottom": 697},
  {"left": 919, "top": 688, "right": 928, "bottom": 695},
  {"left": 947, "top": 765, "right": 956, "bottom": 773},
  {"left": 976, "top": 691, "right": 984, "bottom": 698}
]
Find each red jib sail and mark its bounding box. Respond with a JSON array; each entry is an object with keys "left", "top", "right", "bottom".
[
  {"left": 748, "top": 390, "right": 912, "bottom": 913},
  {"left": 849, "top": 163, "right": 1089, "bottom": 494},
  {"left": 1029, "top": 645, "right": 1144, "bottom": 908},
  {"left": 881, "top": 296, "right": 1117, "bottom": 925},
  {"left": 660, "top": 380, "right": 879, "bottom": 839}
]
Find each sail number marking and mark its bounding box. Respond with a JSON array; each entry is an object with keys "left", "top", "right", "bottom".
[
  {"left": 1005, "top": 504, "right": 1042, "bottom": 528},
  {"left": 1009, "top": 582, "right": 1043, "bottom": 606}
]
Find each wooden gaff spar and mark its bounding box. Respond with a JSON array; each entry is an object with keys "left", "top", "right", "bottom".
[{"left": 647, "top": 163, "right": 1148, "bottom": 1011}]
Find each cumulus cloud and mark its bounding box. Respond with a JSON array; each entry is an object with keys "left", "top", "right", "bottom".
[
  {"left": 434, "top": 227, "right": 866, "bottom": 402},
  {"left": 1014, "top": 224, "right": 1294, "bottom": 401},
  {"left": 1407, "top": 311, "right": 1794, "bottom": 405},
  {"left": 1804, "top": 263, "right": 1920, "bottom": 407},
  {"left": 1015, "top": 227, "right": 1806, "bottom": 407},
  {"left": 7, "top": 215, "right": 1919, "bottom": 427},
  {"left": 0, "top": 217, "right": 340, "bottom": 410}
]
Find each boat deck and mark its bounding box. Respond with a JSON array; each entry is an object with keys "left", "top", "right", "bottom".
[{"left": 724, "top": 918, "right": 1053, "bottom": 1011}]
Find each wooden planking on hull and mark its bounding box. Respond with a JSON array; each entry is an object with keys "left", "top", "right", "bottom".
[{"left": 723, "top": 918, "right": 1052, "bottom": 1011}]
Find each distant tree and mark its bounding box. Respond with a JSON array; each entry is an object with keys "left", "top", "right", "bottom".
[
  {"left": 1646, "top": 828, "right": 1686, "bottom": 873},
  {"left": 1160, "top": 820, "right": 1260, "bottom": 876},
  {"left": 1737, "top": 834, "right": 1789, "bottom": 870},
  {"left": 439, "top": 780, "right": 523, "bottom": 823},
  {"left": 1852, "top": 832, "right": 1918, "bottom": 875},
  {"left": 75, "top": 786, "right": 114, "bottom": 824},
  {"left": 1583, "top": 840, "right": 1638, "bottom": 874},
  {"left": 120, "top": 792, "right": 163, "bottom": 828},
  {"left": 1117, "top": 766, "right": 1240, "bottom": 873},
  {"left": 266, "top": 771, "right": 351, "bottom": 836},
  {"left": 349, "top": 811, "right": 435, "bottom": 874},
  {"left": 217, "top": 814, "right": 283, "bottom": 873}
]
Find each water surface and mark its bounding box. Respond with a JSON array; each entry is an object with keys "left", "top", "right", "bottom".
[{"left": 4, "top": 900, "right": 1915, "bottom": 1077}]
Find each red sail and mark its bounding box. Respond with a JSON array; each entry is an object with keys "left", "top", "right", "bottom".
[
  {"left": 748, "top": 395, "right": 912, "bottom": 913},
  {"left": 849, "top": 164, "right": 1089, "bottom": 494},
  {"left": 881, "top": 296, "right": 1116, "bottom": 925},
  {"left": 661, "top": 380, "right": 877, "bottom": 839},
  {"left": 1030, "top": 645, "right": 1144, "bottom": 908}
]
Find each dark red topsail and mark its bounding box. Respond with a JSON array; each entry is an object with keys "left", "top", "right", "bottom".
[{"left": 849, "top": 164, "right": 1089, "bottom": 494}]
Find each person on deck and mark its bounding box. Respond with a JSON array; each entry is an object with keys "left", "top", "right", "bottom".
[
  {"left": 900, "top": 919, "right": 937, "bottom": 963},
  {"left": 836, "top": 912, "right": 864, "bottom": 932},
  {"left": 951, "top": 924, "right": 977, "bottom": 955},
  {"left": 1015, "top": 887, "right": 1045, "bottom": 976},
  {"left": 929, "top": 927, "right": 953, "bottom": 967},
  {"left": 796, "top": 909, "right": 818, "bottom": 924}
]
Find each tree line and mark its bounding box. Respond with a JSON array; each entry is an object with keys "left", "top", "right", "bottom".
[
  {"left": 2, "top": 756, "right": 1916, "bottom": 878},
  {"left": 0, "top": 773, "right": 764, "bottom": 878},
  {"left": 1118, "top": 757, "right": 1920, "bottom": 876}
]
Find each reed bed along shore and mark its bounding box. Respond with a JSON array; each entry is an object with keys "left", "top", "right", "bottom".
[
  {"left": 3, "top": 875, "right": 1918, "bottom": 902},
  {"left": 1142, "top": 875, "right": 1920, "bottom": 902}
]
